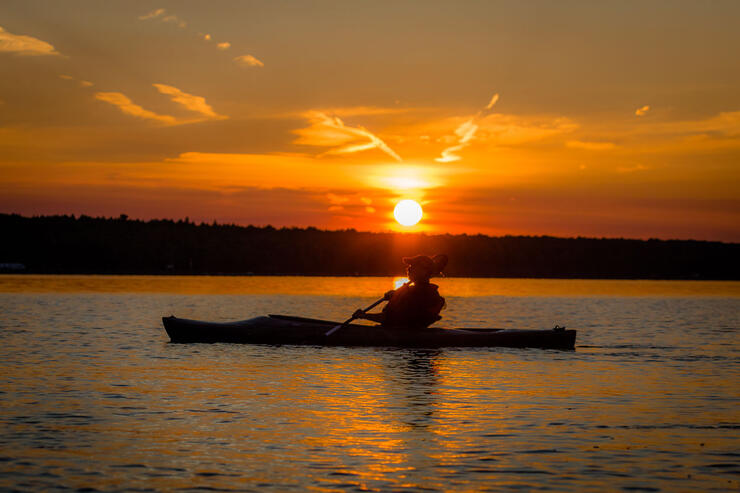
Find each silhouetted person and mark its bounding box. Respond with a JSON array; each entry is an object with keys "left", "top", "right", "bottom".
[{"left": 354, "top": 254, "right": 448, "bottom": 329}]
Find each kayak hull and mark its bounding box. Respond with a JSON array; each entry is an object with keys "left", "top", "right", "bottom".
[{"left": 162, "top": 315, "right": 577, "bottom": 349}]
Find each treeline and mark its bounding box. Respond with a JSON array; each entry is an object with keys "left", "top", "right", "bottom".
[{"left": 0, "top": 213, "right": 737, "bottom": 279}]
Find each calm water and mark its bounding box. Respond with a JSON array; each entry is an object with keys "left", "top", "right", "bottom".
[{"left": 1, "top": 276, "right": 738, "bottom": 492}]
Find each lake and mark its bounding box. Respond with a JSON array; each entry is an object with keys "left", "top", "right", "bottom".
[{"left": 1, "top": 275, "right": 738, "bottom": 492}]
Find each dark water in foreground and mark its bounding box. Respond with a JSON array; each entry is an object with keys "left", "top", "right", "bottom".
[{"left": 1, "top": 276, "right": 738, "bottom": 492}]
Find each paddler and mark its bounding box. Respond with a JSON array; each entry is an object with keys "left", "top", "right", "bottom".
[{"left": 353, "top": 254, "right": 448, "bottom": 329}]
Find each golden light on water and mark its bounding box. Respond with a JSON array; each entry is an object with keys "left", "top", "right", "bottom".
[
  {"left": 2, "top": 275, "right": 737, "bottom": 297},
  {"left": 394, "top": 200, "right": 423, "bottom": 226},
  {"left": 393, "top": 277, "right": 409, "bottom": 289}
]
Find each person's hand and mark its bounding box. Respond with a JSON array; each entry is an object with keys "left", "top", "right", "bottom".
[
  {"left": 383, "top": 289, "right": 395, "bottom": 300},
  {"left": 352, "top": 309, "right": 366, "bottom": 319}
]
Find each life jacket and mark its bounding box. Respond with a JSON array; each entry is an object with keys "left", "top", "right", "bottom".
[{"left": 382, "top": 282, "right": 445, "bottom": 329}]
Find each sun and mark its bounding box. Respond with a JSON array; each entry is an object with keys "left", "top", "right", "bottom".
[{"left": 394, "top": 199, "right": 423, "bottom": 226}]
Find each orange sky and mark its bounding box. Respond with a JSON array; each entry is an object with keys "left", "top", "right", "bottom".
[{"left": 1, "top": 1, "right": 739, "bottom": 240}]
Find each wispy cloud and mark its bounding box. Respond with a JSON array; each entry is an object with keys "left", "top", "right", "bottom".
[
  {"left": 436, "top": 92, "right": 499, "bottom": 163},
  {"left": 626, "top": 109, "right": 740, "bottom": 152},
  {"left": 138, "top": 9, "right": 186, "bottom": 28},
  {"left": 475, "top": 114, "right": 578, "bottom": 146},
  {"left": 233, "top": 54, "right": 264, "bottom": 67},
  {"left": 325, "top": 193, "right": 380, "bottom": 214},
  {"left": 163, "top": 15, "right": 187, "bottom": 29},
  {"left": 0, "top": 26, "right": 60, "bottom": 56},
  {"left": 138, "top": 9, "right": 165, "bottom": 21},
  {"left": 635, "top": 105, "right": 650, "bottom": 116},
  {"left": 294, "top": 111, "right": 402, "bottom": 162},
  {"left": 688, "top": 110, "right": 740, "bottom": 136},
  {"left": 311, "top": 106, "right": 409, "bottom": 117},
  {"left": 138, "top": 9, "right": 253, "bottom": 60},
  {"left": 436, "top": 119, "right": 479, "bottom": 163},
  {"left": 485, "top": 93, "right": 500, "bottom": 110},
  {"left": 152, "top": 83, "right": 227, "bottom": 120},
  {"left": 566, "top": 140, "right": 617, "bottom": 151},
  {"left": 95, "top": 85, "right": 226, "bottom": 125},
  {"left": 59, "top": 74, "right": 94, "bottom": 88},
  {"left": 94, "top": 92, "right": 176, "bottom": 124},
  {"left": 617, "top": 164, "right": 648, "bottom": 173},
  {"left": 327, "top": 193, "right": 350, "bottom": 205}
]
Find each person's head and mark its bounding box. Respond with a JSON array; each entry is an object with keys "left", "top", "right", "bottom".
[{"left": 403, "top": 254, "right": 448, "bottom": 283}]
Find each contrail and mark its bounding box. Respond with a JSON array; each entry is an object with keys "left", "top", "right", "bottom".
[
  {"left": 436, "top": 92, "right": 499, "bottom": 163},
  {"left": 295, "top": 111, "right": 402, "bottom": 162}
]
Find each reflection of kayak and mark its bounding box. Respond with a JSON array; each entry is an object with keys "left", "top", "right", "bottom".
[{"left": 162, "top": 314, "right": 577, "bottom": 349}]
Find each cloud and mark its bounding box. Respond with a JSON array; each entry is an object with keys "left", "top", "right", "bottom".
[
  {"left": 152, "top": 83, "right": 227, "bottom": 120},
  {"left": 138, "top": 9, "right": 186, "bottom": 28},
  {"left": 94, "top": 92, "right": 176, "bottom": 124},
  {"left": 294, "top": 111, "right": 402, "bottom": 162},
  {"left": 59, "top": 74, "right": 94, "bottom": 88},
  {"left": 217, "top": 42, "right": 231, "bottom": 50},
  {"left": 327, "top": 193, "right": 350, "bottom": 205},
  {"left": 325, "top": 193, "right": 380, "bottom": 215},
  {"left": 680, "top": 110, "right": 740, "bottom": 136},
  {"left": 436, "top": 92, "right": 499, "bottom": 163},
  {"left": 315, "top": 106, "right": 408, "bottom": 117},
  {"left": 617, "top": 164, "right": 648, "bottom": 173},
  {"left": 162, "top": 152, "right": 370, "bottom": 191},
  {"left": 475, "top": 114, "right": 578, "bottom": 146},
  {"left": 635, "top": 105, "right": 650, "bottom": 116},
  {"left": 595, "top": 109, "right": 740, "bottom": 153},
  {"left": 0, "top": 26, "right": 60, "bottom": 56},
  {"left": 486, "top": 93, "right": 500, "bottom": 110},
  {"left": 436, "top": 118, "right": 478, "bottom": 163},
  {"left": 234, "top": 54, "right": 264, "bottom": 67},
  {"left": 566, "top": 140, "right": 618, "bottom": 151},
  {"left": 138, "top": 9, "right": 165, "bottom": 21},
  {"left": 162, "top": 15, "right": 187, "bottom": 28},
  {"left": 96, "top": 84, "right": 227, "bottom": 125}
]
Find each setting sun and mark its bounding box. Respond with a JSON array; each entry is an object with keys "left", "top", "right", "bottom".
[{"left": 394, "top": 199, "right": 423, "bottom": 227}]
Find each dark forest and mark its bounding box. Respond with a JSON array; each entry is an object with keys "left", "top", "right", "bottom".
[{"left": 1, "top": 213, "right": 737, "bottom": 279}]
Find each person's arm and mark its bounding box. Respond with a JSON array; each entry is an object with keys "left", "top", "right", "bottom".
[
  {"left": 353, "top": 289, "right": 395, "bottom": 323},
  {"left": 354, "top": 311, "right": 385, "bottom": 323}
]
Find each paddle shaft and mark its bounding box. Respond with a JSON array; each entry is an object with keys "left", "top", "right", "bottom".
[{"left": 325, "top": 297, "right": 386, "bottom": 336}]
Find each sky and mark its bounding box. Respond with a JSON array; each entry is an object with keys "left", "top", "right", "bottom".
[{"left": 1, "top": 0, "right": 739, "bottom": 241}]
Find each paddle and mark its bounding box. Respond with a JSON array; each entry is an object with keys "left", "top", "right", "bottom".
[{"left": 325, "top": 297, "right": 386, "bottom": 336}]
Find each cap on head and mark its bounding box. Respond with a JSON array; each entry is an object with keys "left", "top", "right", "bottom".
[{"left": 402, "top": 254, "right": 448, "bottom": 278}]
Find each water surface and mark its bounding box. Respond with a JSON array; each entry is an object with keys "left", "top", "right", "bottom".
[{"left": 1, "top": 276, "right": 738, "bottom": 492}]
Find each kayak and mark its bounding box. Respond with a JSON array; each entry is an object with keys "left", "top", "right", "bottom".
[{"left": 162, "top": 314, "right": 577, "bottom": 349}]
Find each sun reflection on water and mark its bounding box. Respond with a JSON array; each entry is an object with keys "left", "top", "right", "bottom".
[{"left": 393, "top": 277, "right": 409, "bottom": 289}]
